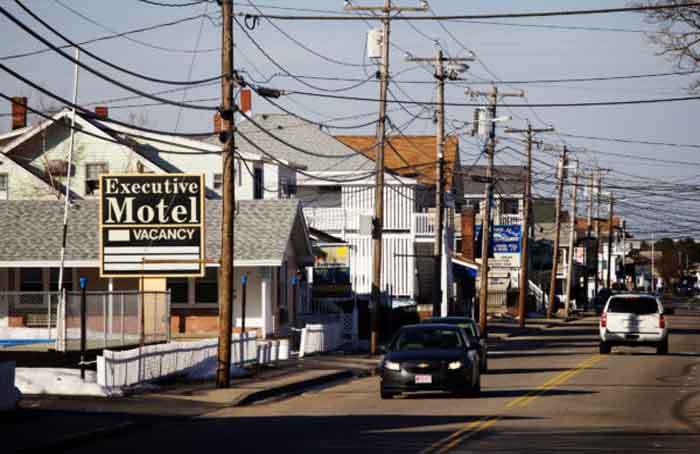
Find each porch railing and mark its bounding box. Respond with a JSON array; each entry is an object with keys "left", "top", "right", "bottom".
[
  {"left": 412, "top": 213, "right": 435, "bottom": 237},
  {"left": 302, "top": 207, "right": 373, "bottom": 233}
]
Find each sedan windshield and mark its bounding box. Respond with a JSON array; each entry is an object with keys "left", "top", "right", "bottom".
[
  {"left": 607, "top": 297, "right": 659, "bottom": 315},
  {"left": 391, "top": 327, "right": 464, "bottom": 351}
]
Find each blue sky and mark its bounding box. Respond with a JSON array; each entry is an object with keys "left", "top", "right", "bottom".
[{"left": 2, "top": 1, "right": 698, "bottom": 238}]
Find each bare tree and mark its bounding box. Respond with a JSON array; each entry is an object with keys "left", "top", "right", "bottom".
[{"left": 636, "top": 1, "right": 700, "bottom": 91}]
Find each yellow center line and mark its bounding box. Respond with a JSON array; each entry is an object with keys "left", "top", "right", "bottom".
[{"left": 422, "top": 354, "right": 604, "bottom": 454}]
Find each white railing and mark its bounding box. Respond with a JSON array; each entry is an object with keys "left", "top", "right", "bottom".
[
  {"left": 302, "top": 207, "right": 372, "bottom": 232},
  {"left": 500, "top": 213, "right": 523, "bottom": 225},
  {"left": 96, "top": 332, "right": 266, "bottom": 388},
  {"left": 299, "top": 322, "right": 343, "bottom": 357},
  {"left": 412, "top": 213, "right": 436, "bottom": 237}
]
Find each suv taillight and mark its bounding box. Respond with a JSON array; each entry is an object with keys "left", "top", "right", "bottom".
[
  {"left": 601, "top": 312, "right": 607, "bottom": 328},
  {"left": 659, "top": 314, "right": 666, "bottom": 329}
]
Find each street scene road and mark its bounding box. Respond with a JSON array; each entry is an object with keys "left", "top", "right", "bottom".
[{"left": 4, "top": 298, "right": 697, "bottom": 454}]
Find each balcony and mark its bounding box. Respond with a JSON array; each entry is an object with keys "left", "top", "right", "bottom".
[
  {"left": 412, "top": 213, "right": 436, "bottom": 237},
  {"left": 303, "top": 207, "right": 373, "bottom": 233}
]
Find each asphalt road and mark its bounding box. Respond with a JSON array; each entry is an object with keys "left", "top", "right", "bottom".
[{"left": 9, "top": 299, "right": 700, "bottom": 453}]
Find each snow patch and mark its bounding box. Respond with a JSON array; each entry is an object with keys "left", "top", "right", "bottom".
[
  {"left": 184, "top": 357, "right": 249, "bottom": 381},
  {"left": 15, "top": 368, "right": 121, "bottom": 397}
]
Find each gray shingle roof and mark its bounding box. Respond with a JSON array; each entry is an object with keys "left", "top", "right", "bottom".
[
  {"left": 203, "top": 113, "right": 375, "bottom": 172},
  {"left": 462, "top": 165, "right": 527, "bottom": 195},
  {"left": 0, "top": 199, "right": 308, "bottom": 265}
]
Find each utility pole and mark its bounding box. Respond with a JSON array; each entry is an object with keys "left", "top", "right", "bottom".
[
  {"left": 606, "top": 193, "right": 615, "bottom": 288},
  {"left": 564, "top": 161, "right": 579, "bottom": 316},
  {"left": 216, "top": 0, "right": 235, "bottom": 388},
  {"left": 594, "top": 170, "right": 602, "bottom": 295},
  {"left": 652, "top": 231, "right": 656, "bottom": 293},
  {"left": 407, "top": 49, "right": 471, "bottom": 317},
  {"left": 585, "top": 172, "right": 594, "bottom": 306},
  {"left": 346, "top": 0, "right": 428, "bottom": 355},
  {"left": 547, "top": 147, "right": 568, "bottom": 319},
  {"left": 468, "top": 86, "right": 523, "bottom": 335},
  {"left": 504, "top": 123, "right": 553, "bottom": 328}
]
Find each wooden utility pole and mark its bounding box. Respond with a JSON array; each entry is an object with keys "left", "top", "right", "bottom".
[
  {"left": 606, "top": 193, "right": 615, "bottom": 288},
  {"left": 594, "top": 170, "right": 602, "bottom": 296},
  {"left": 407, "top": 50, "right": 471, "bottom": 317},
  {"left": 216, "top": 0, "right": 235, "bottom": 388},
  {"left": 468, "top": 86, "right": 523, "bottom": 335},
  {"left": 504, "top": 123, "right": 553, "bottom": 328},
  {"left": 585, "top": 172, "right": 594, "bottom": 307},
  {"left": 547, "top": 147, "right": 568, "bottom": 319},
  {"left": 346, "top": 0, "right": 428, "bottom": 355},
  {"left": 564, "top": 161, "right": 579, "bottom": 316}
]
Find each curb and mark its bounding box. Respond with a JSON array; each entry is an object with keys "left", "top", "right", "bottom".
[{"left": 234, "top": 368, "right": 373, "bottom": 407}]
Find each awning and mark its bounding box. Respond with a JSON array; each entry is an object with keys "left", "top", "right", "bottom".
[{"left": 452, "top": 257, "right": 479, "bottom": 279}]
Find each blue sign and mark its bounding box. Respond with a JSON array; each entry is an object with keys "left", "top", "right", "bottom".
[{"left": 492, "top": 225, "right": 522, "bottom": 254}]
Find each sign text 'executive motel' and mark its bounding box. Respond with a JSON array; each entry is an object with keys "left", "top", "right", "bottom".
[{"left": 99, "top": 174, "right": 206, "bottom": 278}]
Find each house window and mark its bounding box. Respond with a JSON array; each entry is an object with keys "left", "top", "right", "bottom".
[
  {"left": 195, "top": 268, "right": 218, "bottom": 305},
  {"left": 167, "top": 278, "right": 189, "bottom": 305},
  {"left": 253, "top": 167, "right": 264, "bottom": 199},
  {"left": 20, "top": 268, "right": 43, "bottom": 292},
  {"left": 280, "top": 177, "right": 296, "bottom": 198},
  {"left": 0, "top": 174, "right": 7, "bottom": 199},
  {"left": 213, "top": 173, "right": 223, "bottom": 191},
  {"left": 85, "top": 163, "right": 108, "bottom": 195},
  {"left": 49, "top": 268, "right": 73, "bottom": 291},
  {"left": 502, "top": 198, "right": 519, "bottom": 215}
]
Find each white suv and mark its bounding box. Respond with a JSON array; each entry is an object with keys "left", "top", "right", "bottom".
[{"left": 599, "top": 293, "right": 673, "bottom": 355}]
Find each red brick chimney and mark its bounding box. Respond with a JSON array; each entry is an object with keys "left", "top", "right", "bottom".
[
  {"left": 11, "top": 96, "right": 27, "bottom": 130},
  {"left": 240, "top": 88, "right": 252, "bottom": 114},
  {"left": 461, "top": 207, "right": 476, "bottom": 261},
  {"left": 94, "top": 106, "right": 108, "bottom": 119}
]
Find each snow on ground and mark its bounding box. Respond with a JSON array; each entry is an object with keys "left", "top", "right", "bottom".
[
  {"left": 0, "top": 327, "right": 53, "bottom": 340},
  {"left": 184, "top": 357, "right": 249, "bottom": 381},
  {"left": 15, "top": 368, "right": 121, "bottom": 397}
]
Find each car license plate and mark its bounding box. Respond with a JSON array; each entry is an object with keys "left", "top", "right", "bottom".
[
  {"left": 626, "top": 334, "right": 639, "bottom": 340},
  {"left": 415, "top": 374, "right": 432, "bottom": 384}
]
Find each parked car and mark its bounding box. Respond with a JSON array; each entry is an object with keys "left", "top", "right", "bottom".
[
  {"left": 675, "top": 276, "right": 697, "bottom": 297},
  {"left": 592, "top": 288, "right": 618, "bottom": 315},
  {"left": 599, "top": 293, "right": 673, "bottom": 355},
  {"left": 378, "top": 324, "right": 481, "bottom": 399},
  {"left": 422, "top": 316, "right": 488, "bottom": 373}
]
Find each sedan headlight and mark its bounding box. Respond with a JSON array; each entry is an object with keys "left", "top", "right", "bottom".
[
  {"left": 384, "top": 360, "right": 401, "bottom": 371},
  {"left": 448, "top": 361, "right": 463, "bottom": 370}
]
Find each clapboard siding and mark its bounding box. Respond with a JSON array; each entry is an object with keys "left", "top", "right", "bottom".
[
  {"left": 342, "top": 185, "right": 414, "bottom": 231},
  {"left": 345, "top": 233, "right": 414, "bottom": 297}
]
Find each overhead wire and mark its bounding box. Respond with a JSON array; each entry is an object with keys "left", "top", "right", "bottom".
[{"left": 12, "top": 1, "right": 222, "bottom": 86}]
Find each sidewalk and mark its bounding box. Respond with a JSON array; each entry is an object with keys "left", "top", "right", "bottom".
[{"left": 4, "top": 352, "right": 379, "bottom": 453}]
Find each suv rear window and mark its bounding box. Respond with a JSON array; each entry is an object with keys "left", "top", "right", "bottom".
[{"left": 607, "top": 297, "right": 659, "bottom": 315}]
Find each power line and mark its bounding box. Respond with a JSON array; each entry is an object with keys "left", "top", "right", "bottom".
[
  {"left": 242, "top": 0, "right": 371, "bottom": 68},
  {"left": 0, "top": 20, "right": 216, "bottom": 110},
  {"left": 559, "top": 132, "right": 700, "bottom": 150},
  {"left": 237, "top": 3, "right": 700, "bottom": 21},
  {"left": 233, "top": 15, "right": 375, "bottom": 93},
  {"left": 137, "top": 0, "right": 212, "bottom": 7},
  {"left": 13, "top": 1, "right": 221, "bottom": 86},
  {"left": 284, "top": 88, "right": 700, "bottom": 108},
  {"left": 53, "top": 0, "right": 218, "bottom": 54}
]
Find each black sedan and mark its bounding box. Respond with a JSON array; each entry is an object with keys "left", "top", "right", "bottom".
[
  {"left": 379, "top": 324, "right": 481, "bottom": 399},
  {"left": 422, "top": 316, "right": 488, "bottom": 373}
]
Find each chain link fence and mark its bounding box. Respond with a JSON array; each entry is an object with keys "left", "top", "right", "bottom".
[
  {"left": 0, "top": 291, "right": 61, "bottom": 339},
  {"left": 56, "top": 291, "right": 171, "bottom": 351}
]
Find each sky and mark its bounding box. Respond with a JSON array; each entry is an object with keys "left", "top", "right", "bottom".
[{"left": 1, "top": 0, "right": 699, "bottom": 240}]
